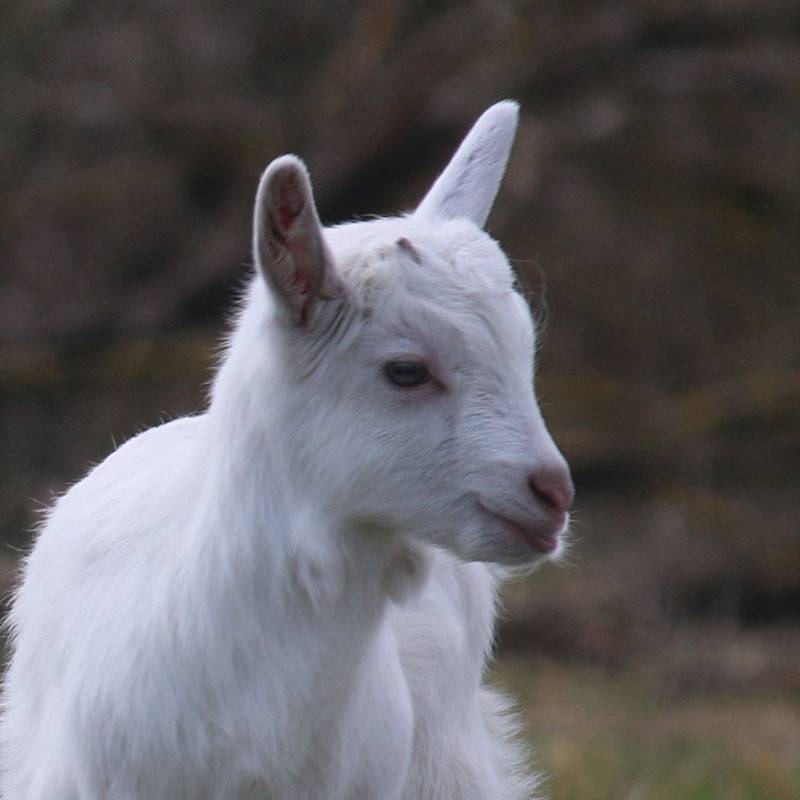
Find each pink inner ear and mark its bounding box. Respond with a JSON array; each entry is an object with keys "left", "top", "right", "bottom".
[
  {"left": 267, "top": 211, "right": 289, "bottom": 248},
  {"left": 266, "top": 187, "right": 305, "bottom": 251},
  {"left": 268, "top": 210, "right": 312, "bottom": 300},
  {"left": 273, "top": 170, "right": 306, "bottom": 232},
  {"left": 261, "top": 164, "right": 326, "bottom": 325},
  {"left": 291, "top": 270, "right": 312, "bottom": 295},
  {"left": 278, "top": 191, "right": 304, "bottom": 230}
]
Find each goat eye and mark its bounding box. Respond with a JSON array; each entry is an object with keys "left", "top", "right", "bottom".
[{"left": 383, "top": 361, "right": 430, "bottom": 388}]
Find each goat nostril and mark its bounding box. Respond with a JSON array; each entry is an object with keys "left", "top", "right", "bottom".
[{"left": 527, "top": 469, "right": 574, "bottom": 515}]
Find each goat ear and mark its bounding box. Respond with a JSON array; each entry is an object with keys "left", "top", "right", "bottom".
[
  {"left": 253, "top": 155, "right": 340, "bottom": 326},
  {"left": 414, "top": 100, "right": 519, "bottom": 228}
]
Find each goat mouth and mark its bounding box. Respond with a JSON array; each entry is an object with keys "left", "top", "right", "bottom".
[{"left": 476, "top": 503, "right": 560, "bottom": 554}]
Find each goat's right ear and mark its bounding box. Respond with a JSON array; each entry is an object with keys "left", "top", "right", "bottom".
[{"left": 253, "top": 155, "right": 340, "bottom": 326}]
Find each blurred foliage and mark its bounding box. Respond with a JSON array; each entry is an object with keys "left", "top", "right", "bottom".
[{"left": 1, "top": 1, "right": 798, "bottom": 796}]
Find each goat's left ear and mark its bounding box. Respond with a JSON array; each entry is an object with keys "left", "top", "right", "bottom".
[
  {"left": 414, "top": 100, "right": 519, "bottom": 228},
  {"left": 253, "top": 155, "right": 341, "bottom": 326}
]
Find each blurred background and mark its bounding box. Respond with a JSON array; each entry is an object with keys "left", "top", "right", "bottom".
[{"left": 1, "top": 1, "right": 798, "bottom": 797}]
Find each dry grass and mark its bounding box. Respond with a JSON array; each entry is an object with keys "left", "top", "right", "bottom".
[
  {"left": 494, "top": 654, "right": 800, "bottom": 800},
  {"left": 492, "top": 485, "right": 800, "bottom": 799}
]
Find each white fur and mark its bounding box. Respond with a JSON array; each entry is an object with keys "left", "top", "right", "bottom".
[{"left": 1, "top": 102, "right": 572, "bottom": 799}]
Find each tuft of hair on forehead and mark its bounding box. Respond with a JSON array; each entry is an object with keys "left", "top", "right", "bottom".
[{"left": 323, "top": 215, "right": 516, "bottom": 315}]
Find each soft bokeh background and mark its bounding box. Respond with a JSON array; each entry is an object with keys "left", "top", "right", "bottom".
[{"left": 2, "top": 1, "right": 798, "bottom": 797}]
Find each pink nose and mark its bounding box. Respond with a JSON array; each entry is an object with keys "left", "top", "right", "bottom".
[{"left": 528, "top": 465, "right": 574, "bottom": 515}]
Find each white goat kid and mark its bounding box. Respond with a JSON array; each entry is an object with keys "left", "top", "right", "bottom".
[{"left": 1, "top": 101, "right": 573, "bottom": 800}]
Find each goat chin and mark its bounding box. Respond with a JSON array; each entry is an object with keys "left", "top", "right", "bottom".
[{"left": 1, "top": 101, "right": 570, "bottom": 800}]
